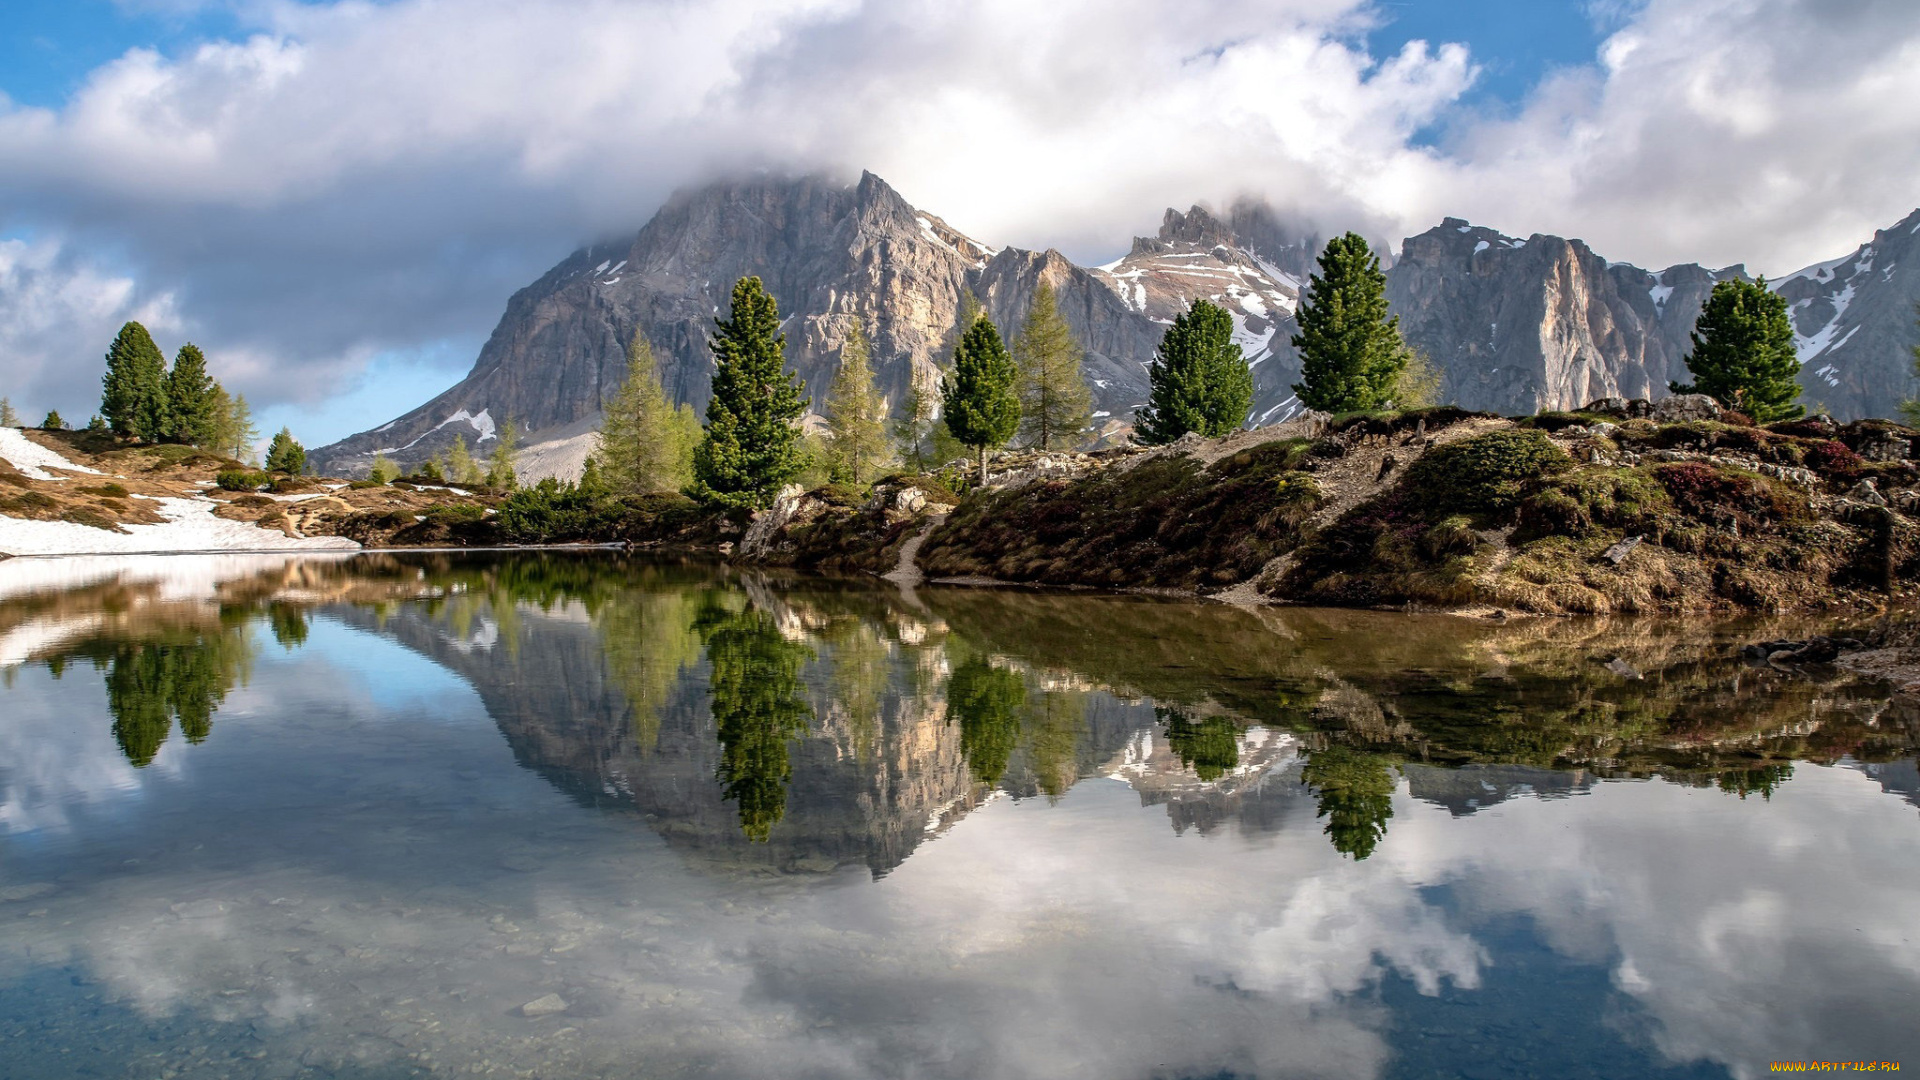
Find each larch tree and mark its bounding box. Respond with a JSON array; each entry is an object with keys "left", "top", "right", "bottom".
[
  {"left": 1135, "top": 299, "right": 1252, "bottom": 444},
  {"left": 206, "top": 389, "right": 258, "bottom": 462},
  {"left": 692, "top": 277, "right": 808, "bottom": 510},
  {"left": 940, "top": 315, "right": 1021, "bottom": 484},
  {"left": 164, "top": 343, "right": 218, "bottom": 447},
  {"left": 446, "top": 434, "right": 482, "bottom": 486},
  {"left": 598, "top": 333, "right": 697, "bottom": 496},
  {"left": 823, "top": 317, "right": 893, "bottom": 485},
  {"left": 0, "top": 398, "right": 16, "bottom": 426},
  {"left": 1012, "top": 282, "right": 1092, "bottom": 451},
  {"left": 1292, "top": 233, "right": 1407, "bottom": 413},
  {"left": 486, "top": 417, "right": 519, "bottom": 490},
  {"left": 101, "top": 321, "right": 170, "bottom": 439},
  {"left": 1673, "top": 277, "right": 1803, "bottom": 422}
]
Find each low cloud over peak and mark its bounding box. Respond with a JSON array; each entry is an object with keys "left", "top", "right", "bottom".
[{"left": 2, "top": 0, "right": 1916, "bottom": 440}]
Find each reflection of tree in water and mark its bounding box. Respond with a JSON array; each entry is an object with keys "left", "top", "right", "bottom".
[
  {"left": 597, "top": 587, "right": 703, "bottom": 752},
  {"left": 1158, "top": 707, "right": 1240, "bottom": 781},
  {"left": 947, "top": 656, "right": 1025, "bottom": 786},
  {"left": 823, "top": 619, "right": 891, "bottom": 765},
  {"left": 696, "top": 602, "right": 815, "bottom": 842},
  {"left": 1022, "top": 689, "right": 1088, "bottom": 799},
  {"left": 268, "top": 604, "right": 309, "bottom": 651},
  {"left": 1716, "top": 762, "right": 1794, "bottom": 800},
  {"left": 1302, "top": 745, "right": 1397, "bottom": 860},
  {"left": 100, "top": 632, "right": 255, "bottom": 766}
]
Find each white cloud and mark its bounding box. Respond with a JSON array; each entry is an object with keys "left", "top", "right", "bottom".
[
  {"left": 0, "top": 236, "right": 180, "bottom": 421},
  {"left": 0, "top": 0, "right": 1915, "bottom": 434}
]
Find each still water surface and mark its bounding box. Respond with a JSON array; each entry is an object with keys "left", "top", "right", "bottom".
[{"left": 1, "top": 552, "right": 1916, "bottom": 1079}]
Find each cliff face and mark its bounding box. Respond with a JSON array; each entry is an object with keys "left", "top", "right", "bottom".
[
  {"left": 1776, "top": 208, "right": 1920, "bottom": 419},
  {"left": 1383, "top": 219, "right": 1742, "bottom": 416},
  {"left": 309, "top": 168, "right": 1920, "bottom": 476}
]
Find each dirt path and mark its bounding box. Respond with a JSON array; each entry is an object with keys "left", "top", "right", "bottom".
[{"left": 882, "top": 512, "right": 948, "bottom": 587}]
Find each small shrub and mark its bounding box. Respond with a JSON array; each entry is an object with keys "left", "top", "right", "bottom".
[
  {"left": 347, "top": 479, "right": 383, "bottom": 490},
  {"left": 78, "top": 483, "right": 129, "bottom": 498},
  {"left": 1804, "top": 440, "right": 1864, "bottom": 478},
  {"left": 497, "top": 477, "right": 612, "bottom": 542},
  {"left": 269, "top": 477, "right": 315, "bottom": 494},
  {"left": 423, "top": 502, "right": 486, "bottom": 524},
  {"left": 1653, "top": 462, "right": 1805, "bottom": 527},
  {"left": 1419, "top": 515, "right": 1480, "bottom": 560},
  {"left": 216, "top": 470, "right": 269, "bottom": 491},
  {"left": 1405, "top": 428, "right": 1569, "bottom": 515},
  {"left": 1275, "top": 473, "right": 1321, "bottom": 504},
  {"left": 229, "top": 494, "right": 274, "bottom": 509}
]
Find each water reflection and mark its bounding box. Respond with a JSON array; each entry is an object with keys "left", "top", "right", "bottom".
[{"left": 2, "top": 552, "right": 1917, "bottom": 1079}]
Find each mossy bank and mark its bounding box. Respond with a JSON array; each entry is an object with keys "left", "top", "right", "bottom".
[{"left": 741, "top": 402, "right": 1920, "bottom": 615}]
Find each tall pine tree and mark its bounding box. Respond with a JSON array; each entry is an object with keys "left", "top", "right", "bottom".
[
  {"left": 940, "top": 315, "right": 1020, "bottom": 483},
  {"left": 1291, "top": 233, "right": 1406, "bottom": 413},
  {"left": 1012, "top": 282, "right": 1092, "bottom": 451},
  {"left": 164, "top": 343, "right": 218, "bottom": 446},
  {"left": 1135, "top": 299, "right": 1252, "bottom": 444},
  {"left": 599, "top": 333, "right": 697, "bottom": 495},
  {"left": 823, "top": 318, "right": 893, "bottom": 484},
  {"left": 101, "top": 321, "right": 170, "bottom": 439},
  {"left": 1673, "top": 277, "right": 1803, "bottom": 422},
  {"left": 692, "top": 277, "right": 808, "bottom": 510}
]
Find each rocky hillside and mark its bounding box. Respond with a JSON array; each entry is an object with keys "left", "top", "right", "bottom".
[{"left": 311, "top": 171, "right": 1920, "bottom": 477}]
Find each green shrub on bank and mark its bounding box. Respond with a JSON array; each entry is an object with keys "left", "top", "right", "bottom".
[
  {"left": 1405, "top": 429, "right": 1569, "bottom": 514},
  {"left": 216, "top": 470, "right": 270, "bottom": 491}
]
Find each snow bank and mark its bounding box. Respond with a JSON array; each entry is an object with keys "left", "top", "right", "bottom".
[
  {"left": 0, "top": 496, "right": 359, "bottom": 557},
  {"left": 0, "top": 428, "right": 101, "bottom": 480}
]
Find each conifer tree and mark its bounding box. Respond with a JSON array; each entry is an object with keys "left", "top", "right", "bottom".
[
  {"left": 369, "top": 453, "right": 400, "bottom": 484},
  {"left": 1012, "top": 282, "right": 1093, "bottom": 450},
  {"left": 823, "top": 317, "right": 893, "bottom": 484},
  {"left": 86, "top": 415, "right": 108, "bottom": 433},
  {"left": 1135, "top": 299, "right": 1252, "bottom": 444},
  {"left": 691, "top": 277, "right": 808, "bottom": 510},
  {"left": 0, "top": 398, "right": 16, "bottom": 426},
  {"left": 206, "top": 389, "right": 258, "bottom": 462},
  {"left": 101, "top": 321, "right": 170, "bottom": 439},
  {"left": 486, "top": 416, "right": 519, "bottom": 490},
  {"left": 892, "top": 380, "right": 936, "bottom": 472},
  {"left": 1673, "top": 277, "right": 1803, "bottom": 422},
  {"left": 940, "top": 315, "right": 1021, "bottom": 483},
  {"left": 446, "top": 433, "right": 482, "bottom": 486},
  {"left": 164, "top": 343, "right": 218, "bottom": 446},
  {"left": 1292, "top": 233, "right": 1406, "bottom": 413},
  {"left": 264, "top": 428, "right": 306, "bottom": 474},
  {"left": 598, "top": 333, "right": 695, "bottom": 495},
  {"left": 42, "top": 410, "right": 64, "bottom": 430}
]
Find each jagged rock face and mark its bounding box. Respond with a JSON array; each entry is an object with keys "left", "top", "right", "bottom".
[
  {"left": 1089, "top": 205, "right": 1311, "bottom": 426},
  {"left": 1776, "top": 208, "right": 1920, "bottom": 419},
  {"left": 339, "top": 598, "right": 983, "bottom": 879},
  {"left": 313, "top": 171, "right": 1000, "bottom": 475},
  {"left": 1384, "top": 219, "right": 1741, "bottom": 416},
  {"left": 311, "top": 170, "right": 1920, "bottom": 476}
]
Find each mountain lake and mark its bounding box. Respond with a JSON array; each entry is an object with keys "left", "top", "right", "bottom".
[{"left": 1, "top": 550, "right": 1915, "bottom": 1079}]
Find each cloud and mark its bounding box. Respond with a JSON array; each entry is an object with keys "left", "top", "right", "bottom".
[
  {"left": 0, "top": 0, "right": 1914, "bottom": 436},
  {"left": 0, "top": 235, "right": 179, "bottom": 421}
]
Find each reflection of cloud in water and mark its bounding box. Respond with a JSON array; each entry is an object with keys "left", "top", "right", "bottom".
[{"left": 0, "top": 667, "right": 178, "bottom": 835}]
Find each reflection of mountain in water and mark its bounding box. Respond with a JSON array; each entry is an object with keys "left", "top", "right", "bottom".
[
  {"left": 1401, "top": 764, "right": 1595, "bottom": 817},
  {"left": 336, "top": 593, "right": 987, "bottom": 878},
  {"left": 11, "top": 551, "right": 1920, "bottom": 875}
]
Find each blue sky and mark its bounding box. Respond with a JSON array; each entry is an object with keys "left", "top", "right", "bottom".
[{"left": 1, "top": 0, "right": 1913, "bottom": 450}]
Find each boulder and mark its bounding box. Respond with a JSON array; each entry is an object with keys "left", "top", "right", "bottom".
[{"left": 1650, "top": 394, "right": 1721, "bottom": 423}]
